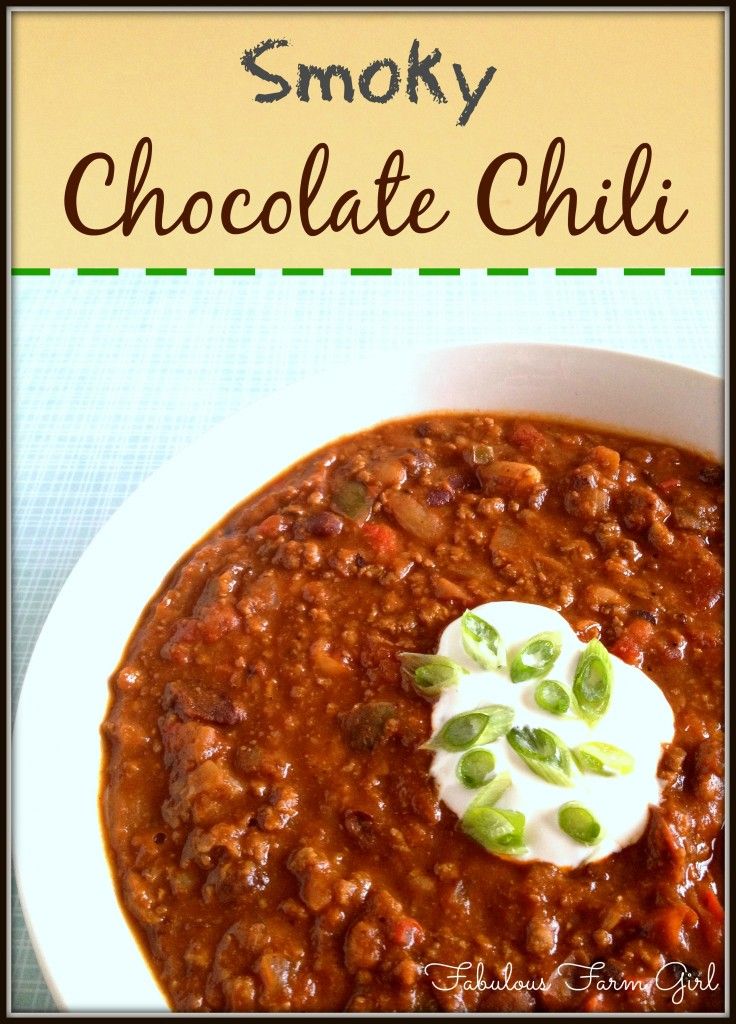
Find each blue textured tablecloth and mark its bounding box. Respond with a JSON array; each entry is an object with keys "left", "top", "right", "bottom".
[{"left": 11, "top": 268, "right": 723, "bottom": 1011}]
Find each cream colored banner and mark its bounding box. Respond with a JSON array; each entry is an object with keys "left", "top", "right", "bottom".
[{"left": 12, "top": 11, "right": 724, "bottom": 268}]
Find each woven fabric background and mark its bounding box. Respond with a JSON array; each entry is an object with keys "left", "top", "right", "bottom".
[{"left": 11, "top": 268, "right": 723, "bottom": 1011}]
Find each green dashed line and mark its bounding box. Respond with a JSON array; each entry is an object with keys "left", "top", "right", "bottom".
[{"left": 11, "top": 266, "right": 726, "bottom": 279}]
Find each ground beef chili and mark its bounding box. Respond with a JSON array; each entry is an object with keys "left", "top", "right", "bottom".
[{"left": 101, "top": 414, "right": 724, "bottom": 1013}]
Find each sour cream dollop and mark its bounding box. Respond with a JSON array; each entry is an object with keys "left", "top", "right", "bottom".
[{"left": 430, "top": 601, "right": 675, "bottom": 867}]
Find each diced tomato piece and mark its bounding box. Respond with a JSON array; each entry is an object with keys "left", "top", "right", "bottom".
[
  {"left": 611, "top": 635, "right": 642, "bottom": 666},
  {"left": 687, "top": 883, "right": 724, "bottom": 949},
  {"left": 687, "top": 882, "right": 724, "bottom": 926},
  {"left": 658, "top": 477, "right": 681, "bottom": 496},
  {"left": 611, "top": 617, "right": 654, "bottom": 666},
  {"left": 252, "top": 513, "right": 288, "bottom": 539},
  {"left": 628, "top": 618, "right": 655, "bottom": 644},
  {"left": 390, "top": 916, "right": 424, "bottom": 948},
  {"left": 361, "top": 522, "right": 399, "bottom": 560},
  {"left": 697, "top": 885, "right": 725, "bottom": 922}
]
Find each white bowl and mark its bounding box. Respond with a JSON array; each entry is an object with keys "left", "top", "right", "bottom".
[{"left": 13, "top": 343, "right": 723, "bottom": 1012}]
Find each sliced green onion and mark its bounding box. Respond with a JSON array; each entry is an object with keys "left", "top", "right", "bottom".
[
  {"left": 332, "top": 480, "right": 373, "bottom": 523},
  {"left": 474, "top": 704, "right": 515, "bottom": 742},
  {"left": 509, "top": 631, "right": 562, "bottom": 683},
  {"left": 471, "top": 443, "right": 494, "bottom": 465},
  {"left": 572, "top": 742, "right": 634, "bottom": 776},
  {"left": 461, "top": 611, "right": 505, "bottom": 669},
  {"left": 456, "top": 748, "right": 496, "bottom": 788},
  {"left": 462, "top": 787, "right": 526, "bottom": 857},
  {"left": 572, "top": 639, "right": 613, "bottom": 724},
  {"left": 399, "top": 653, "right": 467, "bottom": 698},
  {"left": 462, "top": 772, "right": 525, "bottom": 854},
  {"left": 506, "top": 726, "right": 574, "bottom": 786},
  {"left": 426, "top": 711, "right": 488, "bottom": 751},
  {"left": 465, "top": 770, "right": 512, "bottom": 810},
  {"left": 425, "top": 704, "right": 514, "bottom": 752},
  {"left": 534, "top": 679, "right": 570, "bottom": 716},
  {"left": 558, "top": 802, "right": 603, "bottom": 845}
]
